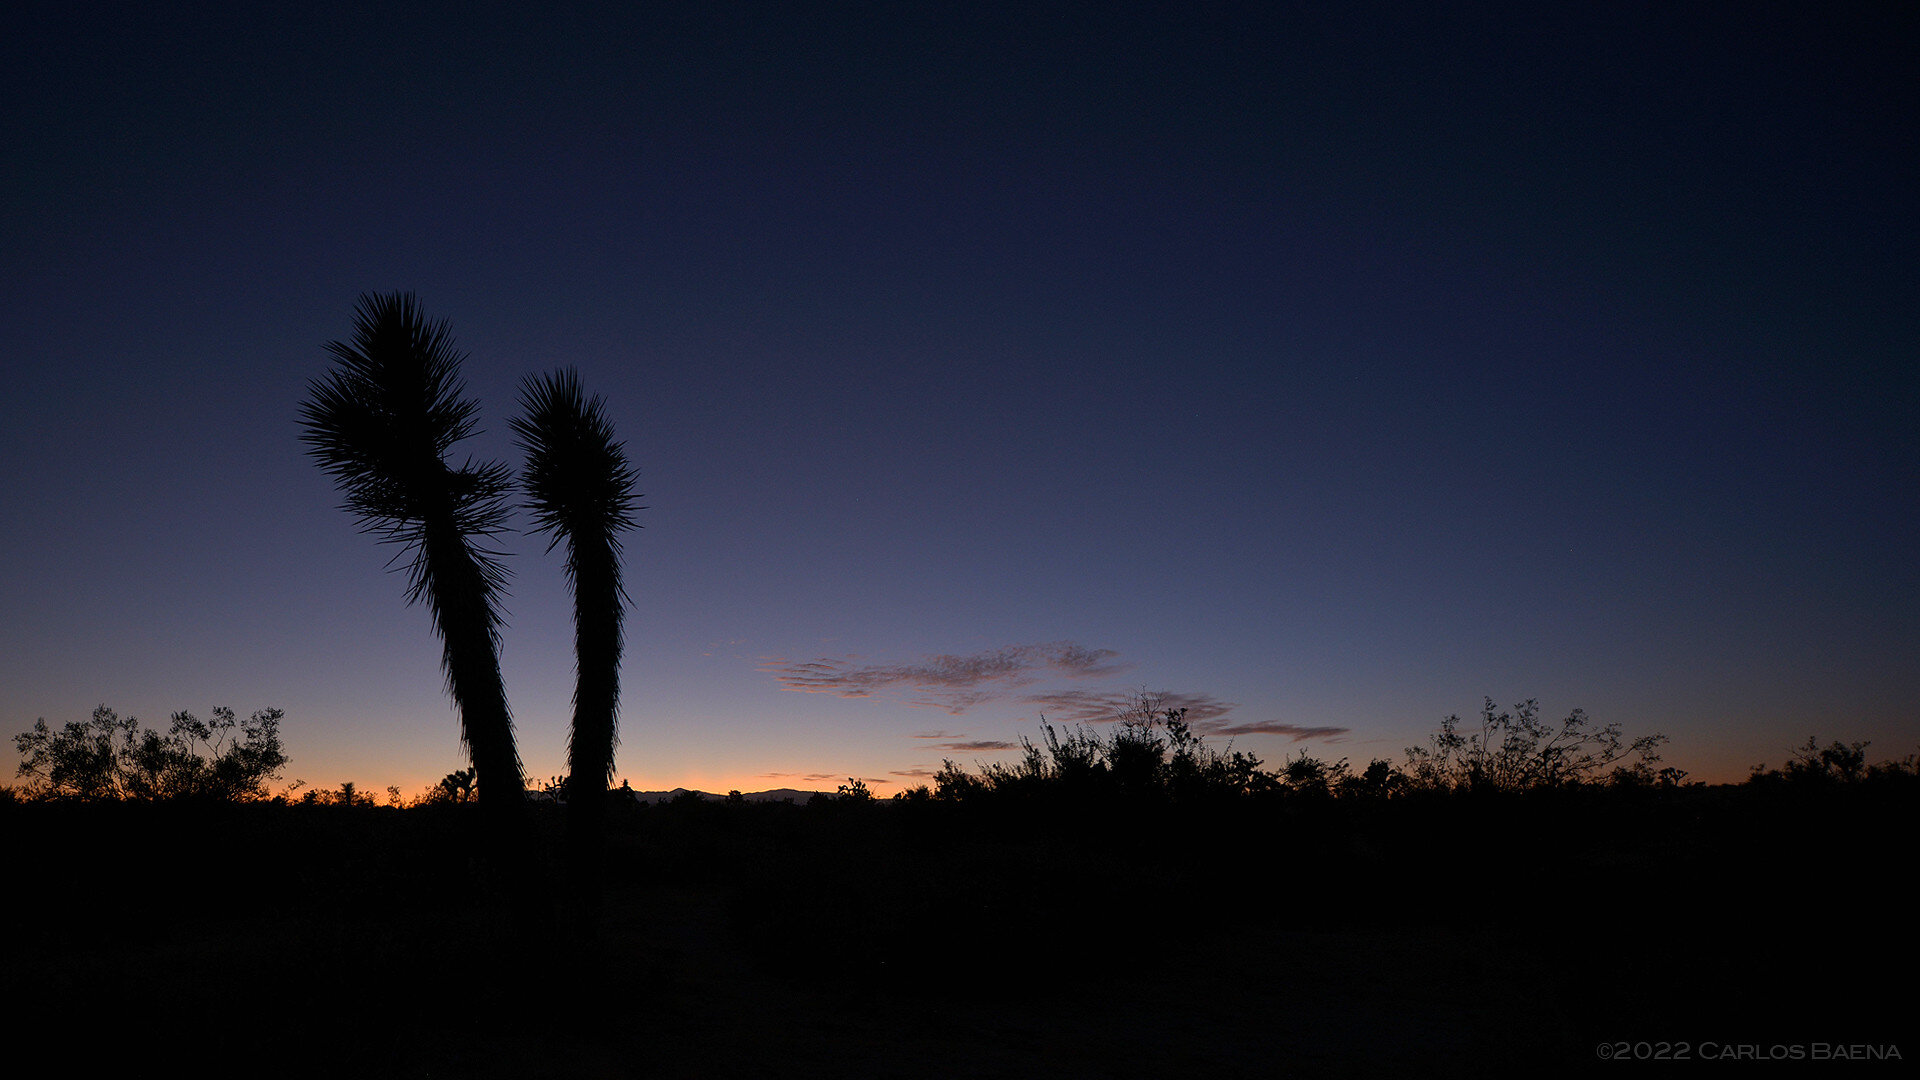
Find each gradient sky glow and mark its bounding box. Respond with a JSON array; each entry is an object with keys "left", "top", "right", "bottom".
[{"left": 4, "top": 1, "right": 1915, "bottom": 795}]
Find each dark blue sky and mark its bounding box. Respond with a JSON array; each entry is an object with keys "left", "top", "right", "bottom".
[{"left": 4, "top": 1, "right": 1914, "bottom": 792}]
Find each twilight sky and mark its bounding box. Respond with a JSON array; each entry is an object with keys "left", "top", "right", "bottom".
[{"left": 4, "top": 1, "right": 1914, "bottom": 794}]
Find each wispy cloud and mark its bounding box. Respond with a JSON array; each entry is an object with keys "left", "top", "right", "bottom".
[
  {"left": 907, "top": 730, "right": 1018, "bottom": 754},
  {"left": 903, "top": 689, "right": 997, "bottom": 714},
  {"left": 760, "top": 645, "right": 1341, "bottom": 751},
  {"left": 759, "top": 642, "right": 1128, "bottom": 714},
  {"left": 1204, "top": 719, "right": 1350, "bottom": 742},
  {"left": 760, "top": 771, "right": 851, "bottom": 785},
  {"left": 1023, "top": 689, "right": 1237, "bottom": 726}
]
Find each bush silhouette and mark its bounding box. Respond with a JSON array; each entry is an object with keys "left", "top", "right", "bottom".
[
  {"left": 13, "top": 705, "right": 286, "bottom": 801},
  {"left": 1401, "top": 697, "right": 1666, "bottom": 792},
  {"left": 928, "top": 693, "right": 1680, "bottom": 806},
  {"left": 951, "top": 695, "right": 1281, "bottom": 806},
  {"left": 1747, "top": 737, "right": 1918, "bottom": 787}
]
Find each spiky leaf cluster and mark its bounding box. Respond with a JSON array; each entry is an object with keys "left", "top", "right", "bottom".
[
  {"left": 298, "top": 292, "right": 514, "bottom": 614},
  {"left": 511, "top": 369, "right": 641, "bottom": 560}
]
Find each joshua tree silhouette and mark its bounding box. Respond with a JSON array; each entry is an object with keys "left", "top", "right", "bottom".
[
  {"left": 513, "top": 369, "right": 640, "bottom": 924},
  {"left": 299, "top": 293, "right": 527, "bottom": 815}
]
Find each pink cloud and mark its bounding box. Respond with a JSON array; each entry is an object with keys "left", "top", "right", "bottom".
[
  {"left": 1023, "top": 689, "right": 1237, "bottom": 726},
  {"left": 758, "top": 642, "right": 1129, "bottom": 713}
]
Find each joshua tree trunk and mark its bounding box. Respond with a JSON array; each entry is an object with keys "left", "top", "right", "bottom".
[
  {"left": 422, "top": 515, "right": 525, "bottom": 819},
  {"left": 566, "top": 528, "right": 621, "bottom": 838},
  {"left": 513, "top": 369, "right": 640, "bottom": 935},
  {"left": 300, "top": 292, "right": 528, "bottom": 825}
]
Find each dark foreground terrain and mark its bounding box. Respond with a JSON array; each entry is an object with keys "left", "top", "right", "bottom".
[{"left": 6, "top": 783, "right": 1909, "bottom": 1077}]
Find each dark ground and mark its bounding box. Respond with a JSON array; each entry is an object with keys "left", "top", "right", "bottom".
[{"left": 5, "top": 783, "right": 1909, "bottom": 1077}]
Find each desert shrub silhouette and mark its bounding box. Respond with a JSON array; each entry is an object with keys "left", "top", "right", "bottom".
[
  {"left": 1784, "top": 736, "right": 1870, "bottom": 782},
  {"left": 1401, "top": 697, "right": 1666, "bottom": 792},
  {"left": 13, "top": 704, "right": 286, "bottom": 801},
  {"left": 1745, "top": 737, "right": 1918, "bottom": 792},
  {"left": 955, "top": 697, "right": 1279, "bottom": 808},
  {"left": 423, "top": 767, "right": 478, "bottom": 804}
]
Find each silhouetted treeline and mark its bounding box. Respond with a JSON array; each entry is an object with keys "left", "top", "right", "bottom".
[
  {"left": 9, "top": 698, "right": 1912, "bottom": 1077},
  {"left": 10, "top": 704, "right": 287, "bottom": 801},
  {"left": 8, "top": 742, "right": 1909, "bottom": 1078}
]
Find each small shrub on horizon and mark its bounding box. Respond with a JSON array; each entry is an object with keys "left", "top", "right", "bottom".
[
  {"left": 946, "top": 694, "right": 1296, "bottom": 805},
  {"left": 13, "top": 705, "right": 288, "bottom": 801},
  {"left": 1747, "top": 738, "right": 1918, "bottom": 787},
  {"left": 926, "top": 693, "right": 1690, "bottom": 804},
  {"left": 1402, "top": 698, "right": 1665, "bottom": 793},
  {"left": 933, "top": 760, "right": 986, "bottom": 801}
]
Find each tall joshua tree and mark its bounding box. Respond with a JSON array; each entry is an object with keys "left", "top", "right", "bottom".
[
  {"left": 512, "top": 369, "right": 639, "bottom": 916},
  {"left": 299, "top": 292, "right": 526, "bottom": 813}
]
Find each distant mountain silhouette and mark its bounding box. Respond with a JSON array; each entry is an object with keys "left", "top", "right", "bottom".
[{"left": 617, "top": 787, "right": 821, "bottom": 804}]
